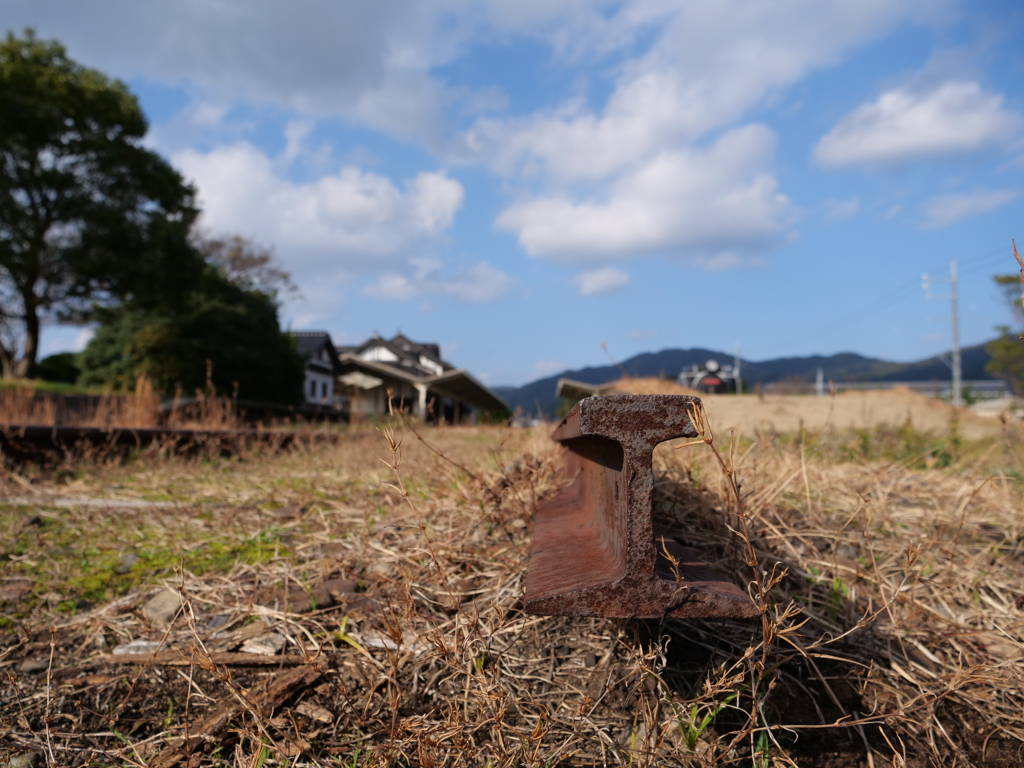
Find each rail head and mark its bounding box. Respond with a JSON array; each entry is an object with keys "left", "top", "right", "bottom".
[{"left": 551, "top": 394, "right": 701, "bottom": 450}]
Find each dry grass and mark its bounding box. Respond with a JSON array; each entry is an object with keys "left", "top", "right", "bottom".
[
  {"left": 1, "top": 398, "right": 1023, "bottom": 766},
  {"left": 607, "top": 377, "right": 701, "bottom": 398},
  {"left": 0, "top": 373, "right": 245, "bottom": 431},
  {"left": 606, "top": 378, "right": 1006, "bottom": 440}
]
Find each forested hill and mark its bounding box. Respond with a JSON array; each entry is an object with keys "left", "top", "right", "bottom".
[{"left": 493, "top": 343, "right": 994, "bottom": 417}]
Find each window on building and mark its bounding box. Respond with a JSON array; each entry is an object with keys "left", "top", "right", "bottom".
[
  {"left": 321, "top": 381, "right": 327, "bottom": 399},
  {"left": 309, "top": 380, "right": 315, "bottom": 397}
]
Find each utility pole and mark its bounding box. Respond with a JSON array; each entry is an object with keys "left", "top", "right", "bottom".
[
  {"left": 816, "top": 367, "right": 824, "bottom": 397},
  {"left": 950, "top": 260, "right": 961, "bottom": 408},
  {"left": 734, "top": 344, "right": 742, "bottom": 394},
  {"left": 922, "top": 259, "right": 962, "bottom": 407}
]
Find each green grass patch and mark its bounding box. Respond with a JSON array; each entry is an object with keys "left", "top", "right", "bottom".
[
  {"left": 0, "top": 507, "right": 288, "bottom": 604},
  {"left": 0, "top": 377, "right": 104, "bottom": 395}
]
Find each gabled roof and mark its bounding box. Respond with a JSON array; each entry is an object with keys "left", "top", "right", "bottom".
[
  {"left": 337, "top": 354, "right": 508, "bottom": 412},
  {"left": 354, "top": 333, "right": 454, "bottom": 378},
  {"left": 555, "top": 378, "right": 615, "bottom": 401},
  {"left": 291, "top": 331, "right": 338, "bottom": 373}
]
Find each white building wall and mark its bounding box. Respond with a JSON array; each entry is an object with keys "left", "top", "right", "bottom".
[
  {"left": 360, "top": 346, "right": 399, "bottom": 363},
  {"left": 304, "top": 370, "right": 334, "bottom": 404}
]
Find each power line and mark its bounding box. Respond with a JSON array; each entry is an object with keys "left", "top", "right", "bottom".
[
  {"left": 922, "top": 260, "right": 961, "bottom": 406},
  {"left": 781, "top": 243, "right": 1011, "bottom": 349}
]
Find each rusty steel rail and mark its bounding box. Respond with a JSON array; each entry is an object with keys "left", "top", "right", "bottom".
[{"left": 524, "top": 394, "right": 758, "bottom": 620}]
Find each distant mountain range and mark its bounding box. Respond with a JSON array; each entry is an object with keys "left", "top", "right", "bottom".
[{"left": 492, "top": 343, "right": 995, "bottom": 417}]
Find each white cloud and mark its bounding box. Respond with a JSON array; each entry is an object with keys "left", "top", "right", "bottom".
[
  {"left": 363, "top": 258, "right": 514, "bottom": 302},
  {"left": 919, "top": 189, "right": 1018, "bottom": 229},
  {"left": 534, "top": 360, "right": 567, "bottom": 377},
  {"left": 2, "top": 2, "right": 476, "bottom": 144},
  {"left": 40, "top": 326, "right": 94, "bottom": 356},
  {"left": 174, "top": 142, "right": 463, "bottom": 275},
  {"left": 824, "top": 197, "right": 860, "bottom": 220},
  {"left": 468, "top": 2, "right": 942, "bottom": 267},
  {"left": 574, "top": 267, "right": 630, "bottom": 295},
  {"left": 459, "top": 0, "right": 944, "bottom": 180},
  {"left": 9, "top": 1, "right": 948, "bottom": 163},
  {"left": 71, "top": 328, "right": 93, "bottom": 352},
  {"left": 6, "top": 0, "right": 960, "bottom": 276},
  {"left": 495, "top": 125, "right": 792, "bottom": 262},
  {"left": 814, "top": 81, "right": 1023, "bottom": 167}
]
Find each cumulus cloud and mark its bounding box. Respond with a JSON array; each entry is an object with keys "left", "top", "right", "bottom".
[
  {"left": 6, "top": 0, "right": 960, "bottom": 274},
  {"left": 495, "top": 125, "right": 792, "bottom": 262},
  {"left": 1, "top": 1, "right": 488, "bottom": 144},
  {"left": 824, "top": 197, "right": 860, "bottom": 220},
  {"left": 174, "top": 142, "right": 464, "bottom": 274},
  {"left": 574, "top": 267, "right": 630, "bottom": 295},
  {"left": 8, "top": 0, "right": 949, "bottom": 164},
  {"left": 467, "top": 1, "right": 942, "bottom": 266},
  {"left": 919, "top": 189, "right": 1018, "bottom": 229},
  {"left": 363, "top": 258, "right": 514, "bottom": 302},
  {"left": 813, "top": 81, "right": 1023, "bottom": 167},
  {"left": 459, "top": 0, "right": 944, "bottom": 180},
  {"left": 627, "top": 329, "right": 657, "bottom": 340},
  {"left": 40, "top": 326, "right": 95, "bottom": 356},
  {"left": 534, "top": 360, "right": 567, "bottom": 377}
]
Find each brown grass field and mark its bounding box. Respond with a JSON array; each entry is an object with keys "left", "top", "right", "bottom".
[{"left": 1, "top": 386, "right": 1023, "bottom": 767}]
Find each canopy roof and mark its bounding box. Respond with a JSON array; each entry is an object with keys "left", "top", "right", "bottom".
[{"left": 338, "top": 354, "right": 508, "bottom": 412}]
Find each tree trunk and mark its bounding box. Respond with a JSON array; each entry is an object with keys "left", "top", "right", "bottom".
[{"left": 13, "top": 301, "right": 39, "bottom": 379}]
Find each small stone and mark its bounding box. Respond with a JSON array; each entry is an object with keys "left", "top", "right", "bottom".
[
  {"left": 0, "top": 578, "right": 33, "bottom": 602},
  {"left": 451, "top": 578, "right": 474, "bottom": 597},
  {"left": 7, "top": 752, "right": 43, "bottom": 768},
  {"left": 584, "top": 653, "right": 598, "bottom": 668},
  {"left": 835, "top": 544, "right": 859, "bottom": 560},
  {"left": 296, "top": 701, "right": 333, "bottom": 723},
  {"left": 112, "top": 639, "right": 162, "bottom": 656},
  {"left": 142, "top": 589, "right": 182, "bottom": 625},
  {"left": 364, "top": 561, "right": 392, "bottom": 579},
  {"left": 240, "top": 632, "right": 286, "bottom": 656},
  {"left": 75, "top": 599, "right": 93, "bottom": 611},
  {"left": 115, "top": 552, "right": 140, "bottom": 575},
  {"left": 974, "top": 632, "right": 1024, "bottom": 661},
  {"left": 322, "top": 578, "right": 358, "bottom": 602},
  {"left": 272, "top": 505, "right": 306, "bottom": 520},
  {"left": 556, "top": 645, "right": 571, "bottom": 656},
  {"left": 319, "top": 542, "right": 346, "bottom": 558},
  {"left": 204, "top": 614, "right": 230, "bottom": 632},
  {"left": 19, "top": 658, "right": 49, "bottom": 673}
]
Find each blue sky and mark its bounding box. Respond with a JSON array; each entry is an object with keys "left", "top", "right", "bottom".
[{"left": 7, "top": 0, "right": 1024, "bottom": 385}]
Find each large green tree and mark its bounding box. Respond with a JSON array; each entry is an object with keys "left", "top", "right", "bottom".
[
  {"left": 79, "top": 238, "right": 305, "bottom": 405},
  {"left": 985, "top": 258, "right": 1024, "bottom": 396},
  {"left": 0, "top": 30, "right": 202, "bottom": 377}
]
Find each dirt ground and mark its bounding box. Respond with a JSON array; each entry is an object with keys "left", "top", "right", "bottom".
[
  {"left": 701, "top": 390, "right": 1008, "bottom": 440},
  {"left": 1, "top": 396, "right": 1023, "bottom": 766},
  {"left": 610, "top": 378, "right": 1009, "bottom": 439}
]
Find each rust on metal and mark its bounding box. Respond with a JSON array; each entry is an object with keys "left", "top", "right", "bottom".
[{"left": 524, "top": 394, "right": 758, "bottom": 620}]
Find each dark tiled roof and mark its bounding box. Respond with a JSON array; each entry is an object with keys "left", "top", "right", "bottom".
[
  {"left": 353, "top": 333, "right": 453, "bottom": 378},
  {"left": 291, "top": 331, "right": 337, "bottom": 372}
]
